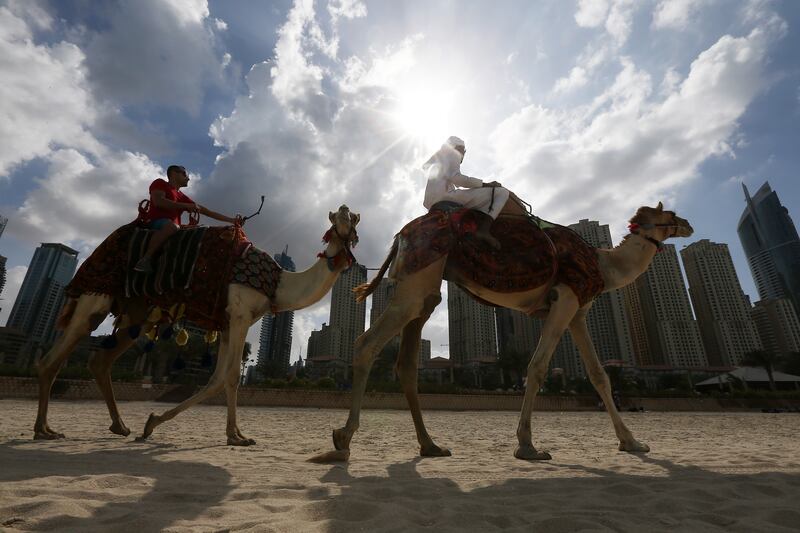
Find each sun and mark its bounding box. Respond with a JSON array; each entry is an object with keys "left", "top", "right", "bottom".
[{"left": 394, "top": 86, "right": 456, "bottom": 148}]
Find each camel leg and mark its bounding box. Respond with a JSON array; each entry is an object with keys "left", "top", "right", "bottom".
[
  {"left": 395, "top": 296, "right": 451, "bottom": 457},
  {"left": 87, "top": 322, "right": 141, "bottom": 437},
  {"left": 514, "top": 285, "right": 578, "bottom": 460},
  {"left": 332, "top": 263, "right": 445, "bottom": 453},
  {"left": 224, "top": 314, "right": 255, "bottom": 446},
  {"left": 137, "top": 329, "right": 232, "bottom": 442},
  {"left": 34, "top": 295, "right": 112, "bottom": 440},
  {"left": 569, "top": 315, "right": 649, "bottom": 453}
]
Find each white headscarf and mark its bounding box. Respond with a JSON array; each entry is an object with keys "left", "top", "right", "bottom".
[{"left": 422, "top": 136, "right": 465, "bottom": 178}]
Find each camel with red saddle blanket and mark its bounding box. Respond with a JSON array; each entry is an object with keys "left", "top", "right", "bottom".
[
  {"left": 33, "top": 205, "right": 360, "bottom": 446},
  {"left": 312, "top": 201, "right": 692, "bottom": 462}
]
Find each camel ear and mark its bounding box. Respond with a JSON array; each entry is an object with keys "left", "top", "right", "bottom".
[
  {"left": 329, "top": 211, "right": 336, "bottom": 223},
  {"left": 350, "top": 213, "right": 360, "bottom": 226},
  {"left": 656, "top": 201, "right": 663, "bottom": 212}
]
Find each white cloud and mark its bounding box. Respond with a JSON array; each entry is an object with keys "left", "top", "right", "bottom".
[
  {"left": 0, "top": 6, "right": 98, "bottom": 177},
  {"left": 493, "top": 18, "right": 782, "bottom": 239},
  {"left": 553, "top": 66, "right": 589, "bottom": 94},
  {"left": 84, "top": 0, "right": 227, "bottom": 115},
  {"left": 575, "top": 0, "right": 609, "bottom": 28},
  {"left": 652, "top": 0, "right": 710, "bottom": 30},
  {"left": 0, "top": 265, "right": 27, "bottom": 327}
]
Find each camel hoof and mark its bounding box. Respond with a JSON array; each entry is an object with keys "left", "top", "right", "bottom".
[
  {"left": 136, "top": 413, "right": 158, "bottom": 442},
  {"left": 332, "top": 428, "right": 350, "bottom": 451},
  {"left": 619, "top": 440, "right": 650, "bottom": 453},
  {"left": 420, "top": 444, "right": 452, "bottom": 457},
  {"left": 33, "top": 430, "right": 64, "bottom": 440},
  {"left": 307, "top": 449, "right": 350, "bottom": 463},
  {"left": 514, "top": 445, "right": 552, "bottom": 461},
  {"left": 227, "top": 436, "right": 256, "bottom": 446},
  {"left": 109, "top": 421, "right": 130, "bottom": 437}
]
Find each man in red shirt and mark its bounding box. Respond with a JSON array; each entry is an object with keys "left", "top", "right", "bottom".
[{"left": 134, "top": 165, "right": 242, "bottom": 273}]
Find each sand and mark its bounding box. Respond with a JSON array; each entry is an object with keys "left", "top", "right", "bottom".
[{"left": 1, "top": 399, "right": 799, "bottom": 532}]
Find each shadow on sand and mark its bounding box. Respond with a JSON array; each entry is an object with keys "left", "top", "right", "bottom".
[
  {"left": 311, "top": 454, "right": 800, "bottom": 532},
  {"left": 0, "top": 440, "right": 233, "bottom": 531}
]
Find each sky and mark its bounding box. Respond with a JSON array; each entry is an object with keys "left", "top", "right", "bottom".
[{"left": 0, "top": 0, "right": 799, "bottom": 362}]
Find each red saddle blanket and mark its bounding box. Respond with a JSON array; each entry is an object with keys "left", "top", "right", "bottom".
[
  {"left": 398, "top": 209, "right": 604, "bottom": 308},
  {"left": 66, "top": 224, "right": 281, "bottom": 330}
]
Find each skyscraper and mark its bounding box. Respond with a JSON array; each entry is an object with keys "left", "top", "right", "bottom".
[
  {"left": 635, "top": 244, "right": 707, "bottom": 368},
  {"left": 495, "top": 307, "right": 537, "bottom": 356},
  {"left": 329, "top": 263, "right": 367, "bottom": 362},
  {"left": 7, "top": 243, "right": 79, "bottom": 345},
  {"left": 681, "top": 240, "right": 762, "bottom": 367},
  {"left": 751, "top": 298, "right": 800, "bottom": 357},
  {"left": 447, "top": 281, "right": 497, "bottom": 364},
  {"left": 0, "top": 255, "right": 6, "bottom": 305},
  {"left": 0, "top": 214, "right": 7, "bottom": 239},
  {"left": 257, "top": 246, "right": 296, "bottom": 376},
  {"left": 369, "top": 278, "right": 394, "bottom": 327},
  {"left": 549, "top": 219, "right": 635, "bottom": 378},
  {"left": 738, "top": 182, "right": 800, "bottom": 315}
]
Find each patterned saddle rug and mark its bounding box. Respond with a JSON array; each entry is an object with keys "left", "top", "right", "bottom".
[
  {"left": 397, "top": 207, "right": 604, "bottom": 308},
  {"left": 67, "top": 224, "right": 282, "bottom": 330}
]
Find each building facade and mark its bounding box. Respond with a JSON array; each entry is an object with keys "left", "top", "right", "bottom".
[
  {"left": 738, "top": 182, "right": 800, "bottom": 315},
  {"left": 751, "top": 298, "right": 800, "bottom": 357},
  {"left": 549, "top": 219, "right": 635, "bottom": 378},
  {"left": 447, "top": 281, "right": 497, "bottom": 364},
  {"left": 329, "top": 263, "right": 367, "bottom": 362},
  {"left": 257, "top": 247, "right": 296, "bottom": 377},
  {"left": 681, "top": 240, "right": 762, "bottom": 367},
  {"left": 634, "top": 244, "right": 708, "bottom": 368},
  {"left": 7, "top": 243, "right": 79, "bottom": 348}
]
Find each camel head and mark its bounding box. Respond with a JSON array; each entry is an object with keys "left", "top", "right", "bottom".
[
  {"left": 629, "top": 202, "right": 693, "bottom": 246},
  {"left": 327, "top": 204, "right": 360, "bottom": 249}
]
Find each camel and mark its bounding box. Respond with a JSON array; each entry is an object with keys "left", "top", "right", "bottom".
[
  {"left": 34, "top": 205, "right": 360, "bottom": 446},
  {"left": 317, "top": 201, "right": 692, "bottom": 461}
]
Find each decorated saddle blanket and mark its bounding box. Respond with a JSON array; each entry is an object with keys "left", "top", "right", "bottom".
[
  {"left": 124, "top": 226, "right": 208, "bottom": 298},
  {"left": 397, "top": 207, "right": 604, "bottom": 307},
  {"left": 66, "top": 224, "right": 282, "bottom": 330}
]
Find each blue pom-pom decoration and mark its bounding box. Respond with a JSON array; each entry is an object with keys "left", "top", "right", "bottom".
[
  {"left": 128, "top": 325, "right": 141, "bottom": 339},
  {"left": 144, "top": 340, "right": 156, "bottom": 352},
  {"left": 161, "top": 326, "right": 174, "bottom": 340}
]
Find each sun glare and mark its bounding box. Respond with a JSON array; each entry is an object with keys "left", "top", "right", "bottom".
[{"left": 394, "top": 87, "right": 455, "bottom": 147}]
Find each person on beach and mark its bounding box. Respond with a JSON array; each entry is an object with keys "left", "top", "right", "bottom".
[
  {"left": 422, "top": 136, "right": 513, "bottom": 249},
  {"left": 134, "top": 165, "right": 242, "bottom": 273}
]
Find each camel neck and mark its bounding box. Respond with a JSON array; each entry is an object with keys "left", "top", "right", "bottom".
[
  {"left": 272, "top": 241, "right": 349, "bottom": 312},
  {"left": 598, "top": 234, "right": 659, "bottom": 292}
]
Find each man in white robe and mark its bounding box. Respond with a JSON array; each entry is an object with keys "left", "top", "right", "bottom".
[{"left": 422, "top": 136, "right": 510, "bottom": 249}]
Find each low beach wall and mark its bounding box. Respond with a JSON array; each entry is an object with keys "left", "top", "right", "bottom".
[{"left": 2, "top": 377, "right": 799, "bottom": 411}]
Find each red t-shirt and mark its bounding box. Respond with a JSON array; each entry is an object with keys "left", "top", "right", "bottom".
[{"left": 146, "top": 178, "right": 193, "bottom": 224}]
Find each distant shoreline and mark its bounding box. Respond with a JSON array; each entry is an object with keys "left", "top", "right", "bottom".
[{"left": 3, "top": 377, "right": 800, "bottom": 412}]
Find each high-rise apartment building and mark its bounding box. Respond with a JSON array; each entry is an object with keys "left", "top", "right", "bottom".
[
  {"left": 369, "top": 278, "right": 394, "bottom": 327},
  {"left": 681, "top": 240, "right": 762, "bottom": 367},
  {"left": 549, "top": 219, "right": 635, "bottom": 377},
  {"left": 738, "top": 182, "right": 800, "bottom": 314},
  {"left": 329, "top": 263, "right": 367, "bottom": 362},
  {"left": 447, "top": 281, "right": 497, "bottom": 364},
  {"left": 751, "top": 298, "right": 800, "bottom": 357},
  {"left": 622, "top": 284, "right": 652, "bottom": 366},
  {"left": 0, "top": 214, "right": 7, "bottom": 239},
  {"left": 495, "top": 307, "right": 537, "bottom": 356},
  {"left": 0, "top": 255, "right": 7, "bottom": 314},
  {"left": 7, "top": 243, "right": 79, "bottom": 345},
  {"left": 634, "top": 244, "right": 707, "bottom": 367},
  {"left": 419, "top": 338, "right": 431, "bottom": 367},
  {"left": 257, "top": 247, "right": 296, "bottom": 376}
]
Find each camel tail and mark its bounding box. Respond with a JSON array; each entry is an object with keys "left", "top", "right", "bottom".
[
  {"left": 56, "top": 298, "right": 78, "bottom": 330},
  {"left": 353, "top": 238, "right": 398, "bottom": 303}
]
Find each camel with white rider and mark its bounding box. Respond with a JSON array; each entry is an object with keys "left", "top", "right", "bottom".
[{"left": 312, "top": 137, "right": 693, "bottom": 462}]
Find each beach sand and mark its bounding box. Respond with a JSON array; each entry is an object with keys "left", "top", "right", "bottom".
[{"left": 1, "top": 399, "right": 799, "bottom": 532}]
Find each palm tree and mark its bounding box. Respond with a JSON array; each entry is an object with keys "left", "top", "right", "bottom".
[{"left": 740, "top": 350, "right": 780, "bottom": 392}]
